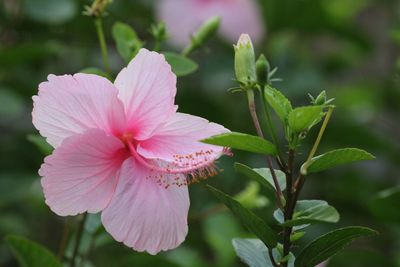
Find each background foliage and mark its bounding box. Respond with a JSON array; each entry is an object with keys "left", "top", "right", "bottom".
[{"left": 1, "top": 0, "right": 400, "bottom": 266}]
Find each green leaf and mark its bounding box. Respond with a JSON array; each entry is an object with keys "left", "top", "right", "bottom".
[
  {"left": 369, "top": 187, "right": 400, "bottom": 223},
  {"left": 280, "top": 200, "right": 340, "bottom": 227},
  {"left": 202, "top": 132, "right": 277, "bottom": 155},
  {"left": 304, "top": 148, "right": 375, "bottom": 174},
  {"left": 288, "top": 106, "right": 324, "bottom": 133},
  {"left": 295, "top": 226, "right": 378, "bottom": 267},
  {"left": 234, "top": 163, "right": 285, "bottom": 203},
  {"left": 206, "top": 185, "right": 278, "bottom": 248},
  {"left": 80, "top": 67, "right": 112, "bottom": 81},
  {"left": 5, "top": 235, "right": 63, "bottom": 267},
  {"left": 264, "top": 85, "right": 292, "bottom": 122},
  {"left": 232, "top": 239, "right": 295, "bottom": 267},
  {"left": 27, "top": 134, "right": 53, "bottom": 155},
  {"left": 163, "top": 52, "right": 198, "bottom": 76},
  {"left": 232, "top": 238, "right": 271, "bottom": 267},
  {"left": 112, "top": 22, "right": 143, "bottom": 63},
  {"left": 234, "top": 182, "right": 268, "bottom": 209}
]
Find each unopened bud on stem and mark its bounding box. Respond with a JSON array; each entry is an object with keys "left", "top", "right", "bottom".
[
  {"left": 256, "top": 54, "right": 270, "bottom": 86},
  {"left": 234, "top": 34, "right": 256, "bottom": 87}
]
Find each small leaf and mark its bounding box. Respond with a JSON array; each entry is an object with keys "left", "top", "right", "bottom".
[
  {"left": 163, "top": 52, "right": 198, "bottom": 76},
  {"left": 112, "top": 22, "right": 143, "bottom": 63},
  {"left": 5, "top": 235, "right": 63, "bottom": 267},
  {"left": 288, "top": 106, "right": 324, "bottom": 133},
  {"left": 232, "top": 239, "right": 295, "bottom": 267},
  {"left": 234, "top": 163, "right": 285, "bottom": 203},
  {"left": 207, "top": 185, "right": 278, "bottom": 248},
  {"left": 264, "top": 85, "right": 292, "bottom": 122},
  {"left": 27, "top": 134, "right": 53, "bottom": 155},
  {"left": 295, "top": 226, "right": 378, "bottom": 267},
  {"left": 369, "top": 187, "right": 400, "bottom": 223},
  {"left": 202, "top": 132, "right": 277, "bottom": 155},
  {"left": 304, "top": 148, "right": 374, "bottom": 174},
  {"left": 283, "top": 200, "right": 339, "bottom": 227},
  {"left": 80, "top": 67, "right": 112, "bottom": 80}
]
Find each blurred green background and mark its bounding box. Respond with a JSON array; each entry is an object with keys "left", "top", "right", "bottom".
[{"left": 1, "top": 0, "right": 400, "bottom": 266}]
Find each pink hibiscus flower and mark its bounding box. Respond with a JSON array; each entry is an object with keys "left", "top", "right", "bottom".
[
  {"left": 32, "top": 48, "right": 229, "bottom": 254},
  {"left": 156, "top": 0, "right": 265, "bottom": 47}
]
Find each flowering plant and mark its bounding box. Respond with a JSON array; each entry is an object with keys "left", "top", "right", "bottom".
[{"left": 3, "top": 1, "right": 383, "bottom": 267}]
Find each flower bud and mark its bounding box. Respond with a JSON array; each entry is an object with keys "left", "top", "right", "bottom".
[
  {"left": 256, "top": 54, "right": 270, "bottom": 86},
  {"left": 234, "top": 34, "right": 256, "bottom": 86},
  {"left": 183, "top": 16, "right": 220, "bottom": 55}
]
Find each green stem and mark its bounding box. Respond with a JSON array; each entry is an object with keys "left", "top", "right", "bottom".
[
  {"left": 246, "top": 89, "right": 284, "bottom": 210},
  {"left": 70, "top": 214, "right": 88, "bottom": 267},
  {"left": 282, "top": 149, "right": 295, "bottom": 267},
  {"left": 301, "top": 106, "right": 334, "bottom": 174},
  {"left": 282, "top": 108, "right": 334, "bottom": 265},
  {"left": 94, "top": 17, "right": 110, "bottom": 75},
  {"left": 259, "top": 86, "right": 286, "bottom": 169},
  {"left": 182, "top": 44, "right": 194, "bottom": 57},
  {"left": 57, "top": 218, "right": 71, "bottom": 261},
  {"left": 246, "top": 90, "right": 264, "bottom": 137},
  {"left": 80, "top": 232, "right": 96, "bottom": 267}
]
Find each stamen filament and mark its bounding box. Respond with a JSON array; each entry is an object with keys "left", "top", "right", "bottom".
[{"left": 127, "top": 141, "right": 216, "bottom": 174}]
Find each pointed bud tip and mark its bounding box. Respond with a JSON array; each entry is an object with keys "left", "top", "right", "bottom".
[
  {"left": 256, "top": 54, "right": 269, "bottom": 85},
  {"left": 234, "top": 33, "right": 256, "bottom": 86},
  {"left": 237, "top": 34, "right": 253, "bottom": 48}
]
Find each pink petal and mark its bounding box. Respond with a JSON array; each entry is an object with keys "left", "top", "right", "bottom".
[
  {"left": 32, "top": 73, "right": 125, "bottom": 148},
  {"left": 40, "top": 129, "right": 127, "bottom": 216},
  {"left": 216, "top": 0, "right": 265, "bottom": 44},
  {"left": 137, "top": 112, "right": 229, "bottom": 164},
  {"left": 114, "top": 49, "right": 177, "bottom": 140},
  {"left": 101, "top": 158, "right": 189, "bottom": 255},
  {"left": 156, "top": 0, "right": 264, "bottom": 47}
]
